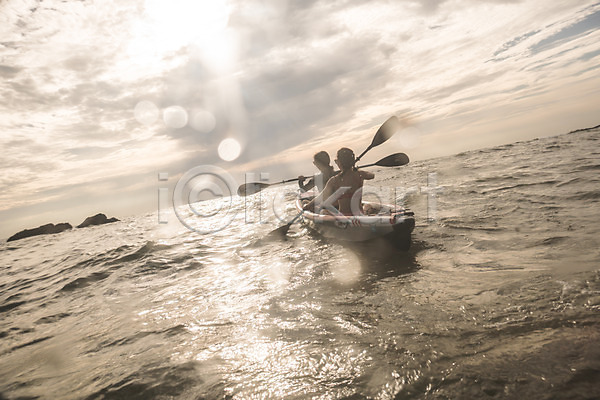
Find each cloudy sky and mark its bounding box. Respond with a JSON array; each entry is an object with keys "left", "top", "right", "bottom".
[{"left": 1, "top": 0, "right": 599, "bottom": 238}]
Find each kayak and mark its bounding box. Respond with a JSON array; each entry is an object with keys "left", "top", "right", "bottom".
[{"left": 295, "top": 193, "right": 415, "bottom": 250}]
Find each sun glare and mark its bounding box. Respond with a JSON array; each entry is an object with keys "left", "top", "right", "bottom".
[
  {"left": 128, "top": 0, "right": 234, "bottom": 70},
  {"left": 144, "top": 0, "right": 229, "bottom": 49},
  {"left": 194, "top": 28, "right": 238, "bottom": 73}
]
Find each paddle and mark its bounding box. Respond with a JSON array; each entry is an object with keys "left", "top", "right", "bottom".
[
  {"left": 268, "top": 117, "right": 403, "bottom": 238},
  {"left": 238, "top": 116, "right": 401, "bottom": 197},
  {"left": 265, "top": 211, "right": 305, "bottom": 240},
  {"left": 238, "top": 152, "right": 409, "bottom": 197},
  {"left": 356, "top": 152, "right": 409, "bottom": 168},
  {"left": 237, "top": 178, "right": 297, "bottom": 197}
]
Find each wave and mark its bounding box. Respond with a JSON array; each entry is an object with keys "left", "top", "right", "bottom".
[
  {"left": 57, "top": 241, "right": 183, "bottom": 291},
  {"left": 539, "top": 236, "right": 569, "bottom": 246},
  {"left": 10, "top": 335, "right": 53, "bottom": 352},
  {"left": 106, "top": 241, "right": 170, "bottom": 266},
  {"left": 474, "top": 174, "right": 521, "bottom": 183},
  {"left": 441, "top": 222, "right": 505, "bottom": 232},
  {"left": 90, "top": 325, "right": 186, "bottom": 352},
  {"left": 83, "top": 362, "right": 201, "bottom": 400},
  {"left": 60, "top": 271, "right": 111, "bottom": 292},
  {"left": 555, "top": 177, "right": 584, "bottom": 187},
  {"left": 35, "top": 312, "right": 71, "bottom": 324},
  {"left": 0, "top": 300, "right": 26, "bottom": 314},
  {"left": 481, "top": 180, "right": 559, "bottom": 193},
  {"left": 567, "top": 189, "right": 600, "bottom": 201},
  {"left": 463, "top": 262, "right": 525, "bottom": 271},
  {"left": 574, "top": 164, "right": 600, "bottom": 172}
]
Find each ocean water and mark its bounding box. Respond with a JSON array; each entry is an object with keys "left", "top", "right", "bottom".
[{"left": 1, "top": 127, "right": 600, "bottom": 399}]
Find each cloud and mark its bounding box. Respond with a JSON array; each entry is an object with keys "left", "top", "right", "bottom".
[
  {"left": 419, "top": 71, "right": 508, "bottom": 103},
  {"left": 578, "top": 48, "right": 600, "bottom": 62},
  {"left": 530, "top": 8, "right": 600, "bottom": 54},
  {"left": 64, "top": 145, "right": 118, "bottom": 160},
  {"left": 237, "top": 35, "right": 394, "bottom": 146},
  {"left": 493, "top": 30, "right": 541, "bottom": 57},
  {"left": 0, "top": 64, "right": 21, "bottom": 77}
]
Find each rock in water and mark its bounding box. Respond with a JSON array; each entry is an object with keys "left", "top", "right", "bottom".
[
  {"left": 7, "top": 223, "right": 73, "bottom": 242},
  {"left": 77, "top": 213, "right": 119, "bottom": 228}
]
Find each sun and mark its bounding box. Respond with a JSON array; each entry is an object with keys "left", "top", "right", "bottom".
[
  {"left": 144, "top": 0, "right": 229, "bottom": 49},
  {"left": 128, "top": 0, "right": 235, "bottom": 71}
]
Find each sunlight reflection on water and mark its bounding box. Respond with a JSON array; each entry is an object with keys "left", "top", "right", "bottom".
[{"left": 330, "top": 247, "right": 362, "bottom": 284}]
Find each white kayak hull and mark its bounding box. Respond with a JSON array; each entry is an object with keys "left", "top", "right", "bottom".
[{"left": 295, "top": 195, "right": 415, "bottom": 250}]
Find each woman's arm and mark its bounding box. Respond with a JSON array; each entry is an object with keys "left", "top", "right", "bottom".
[
  {"left": 303, "top": 176, "right": 335, "bottom": 211},
  {"left": 298, "top": 176, "right": 315, "bottom": 191}
]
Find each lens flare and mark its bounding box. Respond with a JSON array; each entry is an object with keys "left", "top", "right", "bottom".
[
  {"left": 330, "top": 248, "right": 361, "bottom": 284},
  {"left": 218, "top": 138, "right": 241, "bottom": 161},
  {"left": 191, "top": 109, "right": 216, "bottom": 133},
  {"left": 163, "top": 106, "right": 188, "bottom": 129},
  {"left": 134, "top": 100, "right": 159, "bottom": 126}
]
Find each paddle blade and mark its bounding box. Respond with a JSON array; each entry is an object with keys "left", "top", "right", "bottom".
[
  {"left": 266, "top": 210, "right": 304, "bottom": 239},
  {"left": 375, "top": 152, "right": 410, "bottom": 167},
  {"left": 266, "top": 222, "right": 293, "bottom": 239},
  {"left": 370, "top": 116, "right": 401, "bottom": 148},
  {"left": 237, "top": 182, "right": 270, "bottom": 196}
]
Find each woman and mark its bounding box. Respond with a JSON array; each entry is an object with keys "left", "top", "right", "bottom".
[
  {"left": 303, "top": 147, "right": 374, "bottom": 215},
  {"left": 297, "top": 151, "right": 336, "bottom": 192}
]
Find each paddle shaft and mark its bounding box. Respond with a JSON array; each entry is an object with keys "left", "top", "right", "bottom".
[
  {"left": 238, "top": 152, "right": 409, "bottom": 196},
  {"left": 355, "top": 145, "right": 373, "bottom": 165},
  {"left": 273, "top": 117, "right": 401, "bottom": 186},
  {"left": 267, "top": 154, "right": 407, "bottom": 187}
]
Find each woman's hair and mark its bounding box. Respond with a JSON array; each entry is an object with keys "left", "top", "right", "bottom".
[
  {"left": 313, "top": 151, "right": 330, "bottom": 166},
  {"left": 336, "top": 147, "right": 355, "bottom": 170}
]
